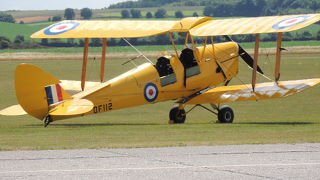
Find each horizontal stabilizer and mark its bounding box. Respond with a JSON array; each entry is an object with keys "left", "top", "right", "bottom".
[
  {"left": 0, "top": 105, "right": 27, "bottom": 116},
  {"left": 186, "top": 78, "right": 320, "bottom": 104},
  {"left": 60, "top": 80, "right": 101, "bottom": 95},
  {"left": 49, "top": 99, "right": 94, "bottom": 116}
]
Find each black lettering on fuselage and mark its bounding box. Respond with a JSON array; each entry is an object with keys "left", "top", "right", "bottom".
[{"left": 93, "top": 101, "right": 113, "bottom": 113}]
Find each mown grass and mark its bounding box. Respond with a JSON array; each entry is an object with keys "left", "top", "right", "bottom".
[
  {"left": 1, "top": 40, "right": 319, "bottom": 54},
  {"left": 0, "top": 52, "right": 319, "bottom": 150},
  {"left": 0, "top": 22, "right": 51, "bottom": 41}
]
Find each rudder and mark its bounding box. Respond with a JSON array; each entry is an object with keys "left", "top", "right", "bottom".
[{"left": 15, "top": 64, "right": 71, "bottom": 120}]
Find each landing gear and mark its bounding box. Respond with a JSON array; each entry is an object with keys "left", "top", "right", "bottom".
[
  {"left": 169, "top": 106, "right": 186, "bottom": 124},
  {"left": 44, "top": 115, "right": 53, "bottom": 127},
  {"left": 168, "top": 104, "right": 234, "bottom": 124},
  {"left": 217, "top": 105, "right": 234, "bottom": 123}
]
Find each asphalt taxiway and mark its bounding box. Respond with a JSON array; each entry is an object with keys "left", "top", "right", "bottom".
[{"left": 1, "top": 143, "right": 320, "bottom": 179}]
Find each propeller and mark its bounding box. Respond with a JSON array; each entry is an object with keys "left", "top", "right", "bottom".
[{"left": 224, "top": 36, "right": 264, "bottom": 74}]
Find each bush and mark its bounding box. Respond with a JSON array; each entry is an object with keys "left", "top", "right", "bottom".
[
  {"left": 90, "top": 38, "right": 102, "bottom": 46},
  {"left": 64, "top": 8, "right": 75, "bottom": 20},
  {"left": 67, "top": 38, "right": 77, "bottom": 46},
  {"left": 155, "top": 9, "right": 167, "bottom": 18},
  {"left": 14, "top": 35, "right": 25, "bottom": 44},
  {"left": 0, "top": 13, "right": 15, "bottom": 23},
  {"left": 301, "top": 31, "right": 313, "bottom": 40},
  {"left": 0, "top": 36, "right": 11, "bottom": 49},
  {"left": 41, "top": 39, "right": 49, "bottom": 45},
  {"left": 175, "top": 11, "right": 184, "bottom": 18},
  {"left": 130, "top": 9, "right": 141, "bottom": 18},
  {"left": 283, "top": 32, "right": 293, "bottom": 41},
  {"left": 52, "top": 16, "right": 62, "bottom": 21},
  {"left": 121, "top": 10, "right": 130, "bottom": 18},
  {"left": 193, "top": 12, "right": 199, "bottom": 17},
  {"left": 146, "top": 12, "right": 153, "bottom": 18},
  {"left": 80, "top": 8, "right": 93, "bottom": 19},
  {"left": 203, "top": 6, "right": 214, "bottom": 16}
]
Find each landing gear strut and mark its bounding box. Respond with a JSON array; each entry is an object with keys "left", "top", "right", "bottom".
[
  {"left": 44, "top": 115, "right": 53, "bottom": 127},
  {"left": 168, "top": 104, "right": 234, "bottom": 124}
]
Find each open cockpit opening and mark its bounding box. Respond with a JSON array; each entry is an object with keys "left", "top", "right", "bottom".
[
  {"left": 155, "top": 56, "right": 177, "bottom": 86},
  {"left": 180, "top": 48, "right": 201, "bottom": 78}
]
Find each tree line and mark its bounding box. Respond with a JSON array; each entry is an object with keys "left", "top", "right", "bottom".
[
  {"left": 120, "top": 8, "right": 197, "bottom": 19},
  {"left": 203, "top": 0, "right": 320, "bottom": 17},
  {"left": 110, "top": 0, "right": 320, "bottom": 17},
  {"left": 49, "top": 8, "right": 93, "bottom": 22}
]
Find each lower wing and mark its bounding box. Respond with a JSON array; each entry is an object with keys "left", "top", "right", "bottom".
[{"left": 186, "top": 78, "right": 320, "bottom": 104}]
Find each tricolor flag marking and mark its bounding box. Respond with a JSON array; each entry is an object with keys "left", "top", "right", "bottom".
[{"left": 45, "top": 84, "right": 63, "bottom": 105}]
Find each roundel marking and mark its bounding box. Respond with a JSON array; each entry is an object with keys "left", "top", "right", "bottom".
[
  {"left": 272, "top": 16, "right": 310, "bottom": 30},
  {"left": 44, "top": 22, "right": 80, "bottom": 35},
  {"left": 144, "top": 83, "right": 158, "bottom": 102}
]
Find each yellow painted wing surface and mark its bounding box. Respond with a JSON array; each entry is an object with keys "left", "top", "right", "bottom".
[
  {"left": 31, "top": 17, "right": 213, "bottom": 39},
  {"left": 31, "top": 20, "right": 178, "bottom": 38},
  {"left": 60, "top": 80, "right": 101, "bottom": 95},
  {"left": 49, "top": 99, "right": 93, "bottom": 116},
  {"left": 31, "top": 15, "right": 319, "bottom": 38},
  {"left": 0, "top": 105, "right": 27, "bottom": 116},
  {"left": 186, "top": 78, "right": 320, "bottom": 104},
  {"left": 190, "top": 14, "right": 320, "bottom": 36}
]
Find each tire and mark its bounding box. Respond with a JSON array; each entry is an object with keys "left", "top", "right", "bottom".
[
  {"left": 218, "top": 106, "right": 234, "bottom": 123},
  {"left": 169, "top": 106, "right": 186, "bottom": 124},
  {"left": 44, "top": 115, "right": 53, "bottom": 127}
]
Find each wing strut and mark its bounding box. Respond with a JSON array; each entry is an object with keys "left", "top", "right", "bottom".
[
  {"left": 169, "top": 32, "right": 179, "bottom": 58},
  {"left": 251, "top": 34, "right": 260, "bottom": 91},
  {"left": 275, "top": 32, "right": 283, "bottom": 82},
  {"left": 81, "top": 38, "right": 90, "bottom": 91},
  {"left": 100, "top": 38, "right": 107, "bottom": 82}
]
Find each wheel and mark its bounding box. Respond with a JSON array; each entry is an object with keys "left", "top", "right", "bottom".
[
  {"left": 169, "top": 106, "right": 186, "bottom": 124},
  {"left": 44, "top": 115, "right": 53, "bottom": 127},
  {"left": 218, "top": 106, "right": 234, "bottom": 123}
]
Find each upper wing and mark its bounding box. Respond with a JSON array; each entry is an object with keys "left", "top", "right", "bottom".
[
  {"left": 186, "top": 78, "right": 320, "bottom": 104},
  {"left": 190, "top": 14, "right": 320, "bottom": 36},
  {"left": 31, "top": 17, "right": 212, "bottom": 39},
  {"left": 31, "top": 14, "right": 320, "bottom": 38},
  {"left": 31, "top": 20, "right": 178, "bottom": 39}
]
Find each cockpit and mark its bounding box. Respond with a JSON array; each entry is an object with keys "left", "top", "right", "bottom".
[{"left": 155, "top": 48, "right": 201, "bottom": 87}]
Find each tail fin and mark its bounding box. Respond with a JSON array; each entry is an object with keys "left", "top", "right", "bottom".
[{"left": 15, "top": 64, "right": 71, "bottom": 120}]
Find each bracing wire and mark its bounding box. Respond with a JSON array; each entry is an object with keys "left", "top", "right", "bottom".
[
  {"left": 261, "top": 46, "right": 275, "bottom": 82},
  {"left": 122, "top": 38, "right": 153, "bottom": 65}
]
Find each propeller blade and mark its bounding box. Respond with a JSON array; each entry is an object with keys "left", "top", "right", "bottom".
[{"left": 224, "top": 36, "right": 264, "bottom": 75}]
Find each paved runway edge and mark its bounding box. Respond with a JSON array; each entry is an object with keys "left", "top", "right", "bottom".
[{"left": 1, "top": 143, "right": 320, "bottom": 179}]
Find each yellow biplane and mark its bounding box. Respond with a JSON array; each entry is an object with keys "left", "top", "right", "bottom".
[{"left": 1, "top": 14, "right": 320, "bottom": 127}]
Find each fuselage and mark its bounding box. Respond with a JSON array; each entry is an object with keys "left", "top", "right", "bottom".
[{"left": 71, "top": 42, "right": 240, "bottom": 117}]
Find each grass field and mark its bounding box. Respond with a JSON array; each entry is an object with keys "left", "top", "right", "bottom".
[
  {"left": 0, "top": 22, "right": 51, "bottom": 41},
  {"left": 1, "top": 40, "right": 320, "bottom": 54},
  {"left": 0, "top": 52, "right": 319, "bottom": 150}
]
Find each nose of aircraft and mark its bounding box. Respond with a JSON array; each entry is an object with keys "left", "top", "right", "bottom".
[{"left": 224, "top": 35, "right": 264, "bottom": 75}]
